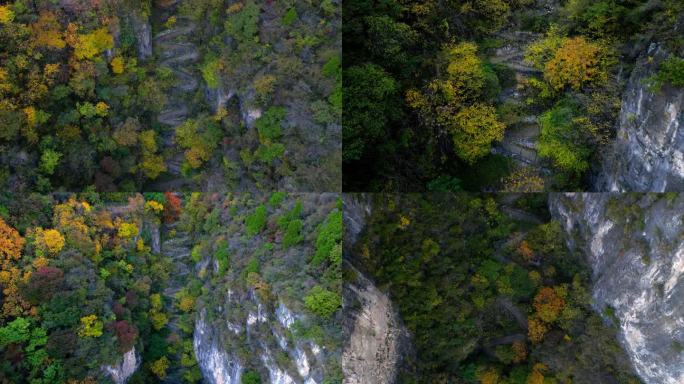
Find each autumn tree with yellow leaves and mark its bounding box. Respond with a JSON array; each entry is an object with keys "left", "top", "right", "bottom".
[
  {"left": 406, "top": 42, "right": 505, "bottom": 165},
  {"left": 544, "top": 37, "right": 611, "bottom": 91}
]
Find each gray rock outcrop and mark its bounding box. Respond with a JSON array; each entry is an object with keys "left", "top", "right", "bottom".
[
  {"left": 132, "top": 14, "right": 152, "bottom": 60},
  {"left": 342, "top": 195, "right": 413, "bottom": 384},
  {"left": 599, "top": 44, "right": 684, "bottom": 191},
  {"left": 342, "top": 265, "right": 413, "bottom": 384},
  {"left": 550, "top": 193, "right": 684, "bottom": 384},
  {"left": 194, "top": 294, "right": 325, "bottom": 384},
  {"left": 103, "top": 347, "right": 140, "bottom": 384}
]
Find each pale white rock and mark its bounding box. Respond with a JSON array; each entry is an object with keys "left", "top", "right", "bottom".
[
  {"left": 294, "top": 345, "right": 310, "bottom": 378},
  {"left": 194, "top": 310, "right": 243, "bottom": 384},
  {"left": 260, "top": 350, "right": 296, "bottom": 384},
  {"left": 247, "top": 312, "right": 258, "bottom": 326},
  {"left": 276, "top": 303, "right": 296, "bottom": 329},
  {"left": 103, "top": 347, "right": 140, "bottom": 384},
  {"left": 551, "top": 194, "right": 684, "bottom": 384},
  {"left": 598, "top": 44, "right": 684, "bottom": 191}
]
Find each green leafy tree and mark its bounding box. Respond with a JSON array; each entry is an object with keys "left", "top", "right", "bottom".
[
  {"left": 242, "top": 370, "right": 261, "bottom": 384},
  {"left": 245, "top": 205, "right": 267, "bottom": 236},
  {"left": 304, "top": 286, "right": 340, "bottom": 318},
  {"left": 225, "top": 1, "right": 261, "bottom": 44},
  {"left": 537, "top": 100, "right": 591, "bottom": 175},
  {"left": 343, "top": 64, "right": 399, "bottom": 162},
  {"left": 312, "top": 210, "right": 342, "bottom": 266}
]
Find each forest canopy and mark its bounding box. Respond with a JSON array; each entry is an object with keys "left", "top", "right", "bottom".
[{"left": 343, "top": 0, "right": 684, "bottom": 191}]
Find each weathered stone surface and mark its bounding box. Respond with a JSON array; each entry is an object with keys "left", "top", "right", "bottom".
[
  {"left": 342, "top": 195, "right": 413, "bottom": 384},
  {"left": 103, "top": 347, "right": 140, "bottom": 384},
  {"left": 342, "top": 265, "right": 413, "bottom": 384},
  {"left": 550, "top": 193, "right": 684, "bottom": 384},
  {"left": 598, "top": 44, "right": 684, "bottom": 191}
]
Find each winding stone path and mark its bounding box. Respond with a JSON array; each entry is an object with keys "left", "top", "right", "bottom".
[
  {"left": 147, "top": 9, "right": 201, "bottom": 191},
  {"left": 490, "top": 31, "right": 546, "bottom": 169},
  {"left": 160, "top": 220, "right": 194, "bottom": 383}
]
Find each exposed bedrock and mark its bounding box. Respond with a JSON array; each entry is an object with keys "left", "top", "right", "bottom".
[
  {"left": 342, "top": 195, "right": 414, "bottom": 384},
  {"left": 599, "top": 44, "right": 684, "bottom": 191},
  {"left": 550, "top": 193, "right": 684, "bottom": 384}
]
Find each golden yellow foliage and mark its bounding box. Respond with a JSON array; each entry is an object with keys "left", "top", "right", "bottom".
[
  {"left": 178, "top": 295, "right": 195, "bottom": 312},
  {"left": 444, "top": 42, "right": 485, "bottom": 100},
  {"left": 70, "top": 27, "right": 114, "bottom": 60},
  {"left": 145, "top": 200, "right": 164, "bottom": 215},
  {"left": 398, "top": 215, "right": 411, "bottom": 229},
  {"left": 478, "top": 367, "right": 500, "bottom": 384},
  {"left": 528, "top": 316, "right": 547, "bottom": 343},
  {"left": 528, "top": 270, "right": 541, "bottom": 285},
  {"left": 30, "top": 11, "right": 66, "bottom": 49},
  {"left": 95, "top": 102, "right": 109, "bottom": 116},
  {"left": 533, "top": 286, "right": 565, "bottom": 323},
  {"left": 150, "top": 293, "right": 163, "bottom": 311},
  {"left": 41, "top": 228, "right": 65, "bottom": 255},
  {"left": 524, "top": 25, "right": 565, "bottom": 71},
  {"left": 449, "top": 104, "right": 505, "bottom": 164},
  {"left": 254, "top": 74, "right": 277, "bottom": 99},
  {"left": 164, "top": 16, "right": 177, "bottom": 29},
  {"left": 0, "top": 5, "right": 15, "bottom": 24},
  {"left": 512, "top": 341, "right": 527, "bottom": 363},
  {"left": 150, "top": 312, "right": 168, "bottom": 330},
  {"left": 526, "top": 363, "right": 548, "bottom": 384},
  {"left": 502, "top": 167, "right": 545, "bottom": 193},
  {"left": 150, "top": 357, "right": 170, "bottom": 379},
  {"left": 32, "top": 256, "right": 49, "bottom": 269},
  {"left": 517, "top": 240, "right": 534, "bottom": 262},
  {"left": 544, "top": 37, "right": 607, "bottom": 91},
  {"left": 110, "top": 56, "right": 125, "bottom": 74},
  {"left": 78, "top": 314, "right": 103, "bottom": 337},
  {"left": 0, "top": 218, "right": 24, "bottom": 268},
  {"left": 140, "top": 154, "right": 167, "bottom": 179},
  {"left": 24, "top": 106, "right": 37, "bottom": 127},
  {"left": 227, "top": 3, "right": 244, "bottom": 13},
  {"left": 117, "top": 222, "right": 138, "bottom": 239}
]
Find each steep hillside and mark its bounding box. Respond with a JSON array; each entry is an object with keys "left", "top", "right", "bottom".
[{"left": 551, "top": 193, "right": 684, "bottom": 383}]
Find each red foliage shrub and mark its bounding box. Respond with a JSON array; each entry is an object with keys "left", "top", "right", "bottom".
[
  {"left": 22, "top": 266, "right": 64, "bottom": 304},
  {"left": 125, "top": 290, "right": 138, "bottom": 308},
  {"left": 113, "top": 302, "right": 125, "bottom": 319},
  {"left": 163, "top": 192, "right": 182, "bottom": 224},
  {"left": 111, "top": 320, "right": 138, "bottom": 353}
]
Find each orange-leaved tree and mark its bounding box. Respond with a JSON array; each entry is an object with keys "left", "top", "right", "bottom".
[{"left": 533, "top": 286, "right": 565, "bottom": 323}]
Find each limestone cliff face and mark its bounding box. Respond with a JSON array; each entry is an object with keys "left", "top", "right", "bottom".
[
  {"left": 193, "top": 292, "right": 326, "bottom": 384},
  {"left": 342, "top": 265, "right": 413, "bottom": 384},
  {"left": 191, "top": 194, "right": 340, "bottom": 384},
  {"left": 193, "top": 308, "right": 243, "bottom": 384},
  {"left": 550, "top": 193, "right": 684, "bottom": 384},
  {"left": 342, "top": 195, "right": 413, "bottom": 384},
  {"left": 598, "top": 44, "right": 684, "bottom": 191},
  {"left": 102, "top": 347, "right": 140, "bottom": 384}
]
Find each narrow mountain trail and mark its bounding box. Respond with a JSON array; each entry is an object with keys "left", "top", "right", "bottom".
[
  {"left": 490, "top": 30, "right": 551, "bottom": 181},
  {"left": 147, "top": 3, "right": 202, "bottom": 191},
  {"left": 160, "top": 220, "right": 194, "bottom": 383}
]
